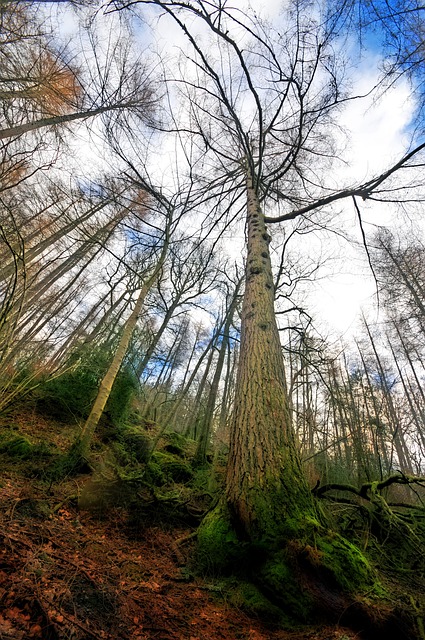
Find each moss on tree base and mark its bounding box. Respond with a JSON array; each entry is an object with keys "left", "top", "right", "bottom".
[
  {"left": 197, "top": 502, "right": 243, "bottom": 573},
  {"left": 196, "top": 499, "right": 380, "bottom": 628}
]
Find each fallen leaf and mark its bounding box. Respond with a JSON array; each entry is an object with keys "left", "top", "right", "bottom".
[{"left": 29, "top": 623, "right": 43, "bottom": 637}]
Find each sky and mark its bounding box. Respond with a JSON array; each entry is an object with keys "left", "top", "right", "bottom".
[
  {"left": 49, "top": 0, "right": 421, "bottom": 343},
  {"left": 308, "top": 65, "right": 417, "bottom": 340}
]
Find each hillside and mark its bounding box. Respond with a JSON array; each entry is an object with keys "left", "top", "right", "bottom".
[{"left": 0, "top": 408, "right": 368, "bottom": 640}]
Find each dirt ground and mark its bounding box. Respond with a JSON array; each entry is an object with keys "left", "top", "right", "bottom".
[
  {"left": 0, "top": 470, "right": 365, "bottom": 640},
  {"left": 0, "top": 408, "right": 375, "bottom": 640}
]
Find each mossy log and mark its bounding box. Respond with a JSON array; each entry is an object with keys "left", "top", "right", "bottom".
[
  {"left": 313, "top": 472, "right": 425, "bottom": 501},
  {"left": 314, "top": 473, "right": 425, "bottom": 556}
]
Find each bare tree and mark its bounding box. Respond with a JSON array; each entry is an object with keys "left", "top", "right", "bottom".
[
  {"left": 194, "top": 273, "right": 242, "bottom": 464},
  {"left": 135, "top": 239, "right": 221, "bottom": 380},
  {"left": 109, "top": 0, "right": 425, "bottom": 615},
  {"left": 0, "top": 4, "right": 157, "bottom": 141}
]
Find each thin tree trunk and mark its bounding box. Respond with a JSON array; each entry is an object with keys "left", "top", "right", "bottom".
[
  {"left": 136, "top": 298, "right": 180, "bottom": 379},
  {"left": 45, "top": 281, "right": 129, "bottom": 371},
  {"left": 194, "top": 278, "right": 242, "bottom": 464},
  {"left": 0, "top": 102, "right": 140, "bottom": 140},
  {"left": 78, "top": 223, "right": 171, "bottom": 454},
  {"left": 217, "top": 339, "right": 236, "bottom": 440},
  {"left": 184, "top": 341, "right": 216, "bottom": 439},
  {"left": 0, "top": 197, "right": 118, "bottom": 284},
  {"left": 362, "top": 317, "right": 413, "bottom": 474},
  {"left": 163, "top": 317, "right": 226, "bottom": 431}
]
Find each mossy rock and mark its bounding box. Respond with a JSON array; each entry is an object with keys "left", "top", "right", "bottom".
[
  {"left": 118, "top": 426, "right": 152, "bottom": 463},
  {"left": 46, "top": 440, "right": 90, "bottom": 480},
  {"left": 152, "top": 451, "right": 193, "bottom": 483},
  {"left": 161, "top": 431, "right": 196, "bottom": 458},
  {"left": 314, "top": 532, "right": 375, "bottom": 593},
  {"left": 144, "top": 460, "right": 165, "bottom": 486},
  {"left": 0, "top": 434, "right": 54, "bottom": 460},
  {"left": 0, "top": 434, "right": 33, "bottom": 458}
]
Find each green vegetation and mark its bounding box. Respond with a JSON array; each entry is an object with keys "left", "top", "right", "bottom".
[
  {"left": 0, "top": 391, "right": 424, "bottom": 638},
  {"left": 2, "top": 1, "right": 425, "bottom": 637},
  {"left": 36, "top": 348, "right": 138, "bottom": 426},
  {"left": 196, "top": 502, "right": 242, "bottom": 573},
  {"left": 0, "top": 350, "right": 424, "bottom": 639},
  {"left": 195, "top": 493, "right": 379, "bottom": 624},
  {"left": 0, "top": 432, "right": 53, "bottom": 460},
  {"left": 228, "top": 580, "right": 287, "bottom": 623}
]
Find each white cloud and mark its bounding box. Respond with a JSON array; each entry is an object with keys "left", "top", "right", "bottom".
[
  {"left": 308, "top": 60, "right": 416, "bottom": 338},
  {"left": 338, "top": 64, "right": 415, "bottom": 182}
]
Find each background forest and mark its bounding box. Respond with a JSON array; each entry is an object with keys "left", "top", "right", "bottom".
[{"left": 1, "top": 1, "right": 425, "bottom": 639}]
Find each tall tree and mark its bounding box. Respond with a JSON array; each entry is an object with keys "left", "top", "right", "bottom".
[
  {"left": 109, "top": 0, "right": 425, "bottom": 617},
  {"left": 194, "top": 274, "right": 242, "bottom": 464},
  {"left": 135, "top": 239, "right": 220, "bottom": 379}
]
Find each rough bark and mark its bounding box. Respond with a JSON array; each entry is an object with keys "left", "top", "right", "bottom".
[
  {"left": 197, "top": 187, "right": 378, "bottom": 614},
  {"left": 225, "top": 173, "right": 314, "bottom": 539}
]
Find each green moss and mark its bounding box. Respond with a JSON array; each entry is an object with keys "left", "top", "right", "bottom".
[
  {"left": 0, "top": 434, "right": 54, "bottom": 460},
  {"left": 258, "top": 549, "right": 314, "bottom": 621},
  {"left": 36, "top": 348, "right": 137, "bottom": 425},
  {"left": 238, "top": 473, "right": 321, "bottom": 545},
  {"left": 282, "top": 513, "right": 322, "bottom": 540},
  {"left": 193, "top": 492, "right": 392, "bottom": 634},
  {"left": 110, "top": 441, "right": 133, "bottom": 466},
  {"left": 105, "top": 367, "right": 137, "bottom": 426},
  {"left": 190, "top": 466, "right": 221, "bottom": 498},
  {"left": 229, "top": 580, "right": 285, "bottom": 622},
  {"left": 161, "top": 431, "right": 195, "bottom": 458},
  {"left": 0, "top": 434, "right": 33, "bottom": 458},
  {"left": 196, "top": 502, "right": 243, "bottom": 573},
  {"left": 152, "top": 451, "right": 193, "bottom": 483},
  {"left": 315, "top": 532, "right": 375, "bottom": 593},
  {"left": 118, "top": 426, "right": 152, "bottom": 463},
  {"left": 46, "top": 439, "right": 89, "bottom": 480},
  {"left": 145, "top": 460, "right": 165, "bottom": 485}
]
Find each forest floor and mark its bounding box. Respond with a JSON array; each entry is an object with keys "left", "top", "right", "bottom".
[{"left": 0, "top": 409, "right": 388, "bottom": 639}]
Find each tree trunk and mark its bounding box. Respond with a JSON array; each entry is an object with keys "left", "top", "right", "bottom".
[
  {"left": 161, "top": 318, "right": 225, "bottom": 431},
  {"left": 136, "top": 298, "right": 179, "bottom": 379},
  {"left": 194, "top": 278, "right": 242, "bottom": 464},
  {"left": 184, "top": 339, "right": 216, "bottom": 439},
  {"left": 193, "top": 345, "right": 223, "bottom": 461},
  {"left": 0, "top": 103, "right": 140, "bottom": 141},
  {"left": 197, "top": 178, "right": 376, "bottom": 624},
  {"left": 78, "top": 226, "right": 170, "bottom": 455},
  {"left": 225, "top": 174, "right": 314, "bottom": 538}
]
